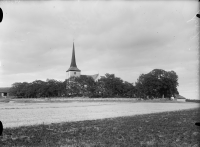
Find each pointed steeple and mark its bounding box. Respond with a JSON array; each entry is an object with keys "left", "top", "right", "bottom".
[
  {"left": 70, "top": 42, "right": 77, "bottom": 67},
  {"left": 67, "top": 42, "right": 81, "bottom": 72}
]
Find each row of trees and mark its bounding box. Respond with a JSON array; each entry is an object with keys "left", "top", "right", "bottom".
[
  {"left": 10, "top": 69, "right": 179, "bottom": 99},
  {"left": 67, "top": 74, "right": 136, "bottom": 98},
  {"left": 10, "top": 79, "right": 66, "bottom": 98}
]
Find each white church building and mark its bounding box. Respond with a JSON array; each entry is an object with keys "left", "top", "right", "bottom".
[{"left": 66, "top": 43, "right": 99, "bottom": 82}]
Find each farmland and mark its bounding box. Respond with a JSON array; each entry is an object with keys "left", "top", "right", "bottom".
[
  {"left": 0, "top": 107, "right": 199, "bottom": 146},
  {"left": 0, "top": 99, "right": 199, "bottom": 128}
]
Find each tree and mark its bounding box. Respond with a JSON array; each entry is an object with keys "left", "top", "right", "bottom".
[
  {"left": 95, "top": 73, "right": 136, "bottom": 98},
  {"left": 66, "top": 75, "right": 96, "bottom": 97},
  {"left": 135, "top": 69, "right": 179, "bottom": 99},
  {"left": 9, "top": 82, "right": 24, "bottom": 98},
  {"left": 123, "top": 81, "right": 136, "bottom": 98}
]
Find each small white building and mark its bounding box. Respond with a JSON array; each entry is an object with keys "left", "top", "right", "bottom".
[
  {"left": 176, "top": 98, "right": 186, "bottom": 102},
  {"left": 174, "top": 94, "right": 186, "bottom": 102},
  {"left": 0, "top": 87, "right": 10, "bottom": 98}
]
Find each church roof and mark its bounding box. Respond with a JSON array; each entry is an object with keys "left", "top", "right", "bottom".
[
  {"left": 90, "top": 74, "right": 99, "bottom": 80},
  {"left": 67, "top": 67, "right": 81, "bottom": 72},
  {"left": 81, "top": 74, "right": 99, "bottom": 81},
  {"left": 67, "top": 42, "right": 81, "bottom": 72}
]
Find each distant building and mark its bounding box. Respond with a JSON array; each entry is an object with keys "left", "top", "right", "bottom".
[
  {"left": 174, "top": 94, "right": 186, "bottom": 102},
  {"left": 66, "top": 42, "right": 99, "bottom": 82},
  {"left": 0, "top": 87, "right": 10, "bottom": 98}
]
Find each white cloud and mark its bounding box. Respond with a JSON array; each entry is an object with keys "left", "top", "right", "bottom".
[{"left": 0, "top": 1, "right": 198, "bottom": 99}]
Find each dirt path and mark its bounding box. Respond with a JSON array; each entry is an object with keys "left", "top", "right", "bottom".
[{"left": 0, "top": 102, "right": 199, "bottom": 128}]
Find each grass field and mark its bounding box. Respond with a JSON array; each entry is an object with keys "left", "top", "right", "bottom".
[{"left": 0, "top": 108, "right": 199, "bottom": 147}]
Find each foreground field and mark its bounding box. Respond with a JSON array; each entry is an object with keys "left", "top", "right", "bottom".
[
  {"left": 0, "top": 101, "right": 199, "bottom": 128},
  {"left": 0, "top": 108, "right": 199, "bottom": 146}
]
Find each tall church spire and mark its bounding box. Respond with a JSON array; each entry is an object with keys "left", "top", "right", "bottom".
[
  {"left": 70, "top": 42, "right": 77, "bottom": 67},
  {"left": 67, "top": 42, "right": 81, "bottom": 72}
]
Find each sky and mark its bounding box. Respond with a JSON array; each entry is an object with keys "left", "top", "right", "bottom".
[{"left": 0, "top": 1, "right": 199, "bottom": 99}]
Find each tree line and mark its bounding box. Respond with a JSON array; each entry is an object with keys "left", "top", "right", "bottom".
[{"left": 10, "top": 69, "right": 179, "bottom": 99}]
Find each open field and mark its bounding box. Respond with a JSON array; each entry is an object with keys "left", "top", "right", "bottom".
[
  {"left": 0, "top": 100, "right": 199, "bottom": 128},
  {"left": 0, "top": 108, "right": 199, "bottom": 146}
]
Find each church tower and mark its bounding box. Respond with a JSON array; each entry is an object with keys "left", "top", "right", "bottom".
[{"left": 66, "top": 42, "right": 81, "bottom": 79}]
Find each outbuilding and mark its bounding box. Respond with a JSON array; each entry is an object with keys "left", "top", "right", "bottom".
[
  {"left": 0, "top": 87, "right": 11, "bottom": 98},
  {"left": 174, "top": 94, "right": 186, "bottom": 102}
]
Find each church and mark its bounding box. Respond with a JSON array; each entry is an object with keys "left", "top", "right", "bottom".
[{"left": 66, "top": 43, "right": 99, "bottom": 82}]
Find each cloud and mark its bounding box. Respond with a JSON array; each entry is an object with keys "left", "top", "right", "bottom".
[{"left": 0, "top": 1, "right": 198, "bottom": 99}]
